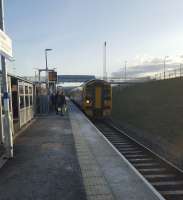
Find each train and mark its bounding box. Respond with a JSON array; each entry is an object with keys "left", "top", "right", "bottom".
[{"left": 70, "top": 79, "right": 112, "bottom": 118}]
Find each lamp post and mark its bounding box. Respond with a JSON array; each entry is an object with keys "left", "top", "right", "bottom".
[
  {"left": 180, "top": 63, "right": 182, "bottom": 78},
  {"left": 163, "top": 56, "right": 169, "bottom": 80},
  {"left": 120, "top": 68, "right": 123, "bottom": 81},
  {"left": 45, "top": 48, "right": 52, "bottom": 113},
  {"left": 124, "top": 60, "right": 127, "bottom": 81},
  {"left": 103, "top": 42, "right": 107, "bottom": 80},
  {"left": 45, "top": 48, "right": 52, "bottom": 79}
]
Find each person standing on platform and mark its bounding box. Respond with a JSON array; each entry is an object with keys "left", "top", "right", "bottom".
[
  {"left": 56, "top": 91, "right": 66, "bottom": 116},
  {"left": 50, "top": 92, "right": 56, "bottom": 112}
]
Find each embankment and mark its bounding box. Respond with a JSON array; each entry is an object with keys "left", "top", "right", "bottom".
[{"left": 112, "top": 78, "right": 183, "bottom": 168}]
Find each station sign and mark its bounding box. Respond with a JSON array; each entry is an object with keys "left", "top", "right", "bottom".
[
  {"left": 0, "top": 29, "right": 12, "bottom": 60},
  {"left": 48, "top": 71, "right": 57, "bottom": 82}
]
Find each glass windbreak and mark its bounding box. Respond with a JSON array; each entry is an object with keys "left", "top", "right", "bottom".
[
  {"left": 25, "top": 86, "right": 28, "bottom": 94},
  {"left": 25, "top": 96, "right": 29, "bottom": 107},
  {"left": 20, "top": 96, "right": 24, "bottom": 109},
  {"left": 30, "top": 96, "right": 33, "bottom": 106},
  {"left": 29, "top": 86, "right": 32, "bottom": 94},
  {"left": 19, "top": 85, "right": 24, "bottom": 95}
]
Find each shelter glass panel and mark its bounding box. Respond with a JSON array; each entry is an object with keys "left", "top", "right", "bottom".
[
  {"left": 30, "top": 96, "right": 33, "bottom": 106},
  {"left": 25, "top": 96, "right": 29, "bottom": 107},
  {"left": 19, "top": 85, "right": 24, "bottom": 95},
  {"left": 20, "top": 96, "right": 24, "bottom": 109},
  {"left": 25, "top": 86, "right": 28, "bottom": 94},
  {"left": 29, "top": 86, "right": 32, "bottom": 94}
]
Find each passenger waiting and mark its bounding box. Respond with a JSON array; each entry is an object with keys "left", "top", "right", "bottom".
[{"left": 56, "top": 91, "right": 66, "bottom": 116}]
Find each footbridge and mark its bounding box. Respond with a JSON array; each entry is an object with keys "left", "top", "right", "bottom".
[{"left": 57, "top": 75, "right": 96, "bottom": 83}]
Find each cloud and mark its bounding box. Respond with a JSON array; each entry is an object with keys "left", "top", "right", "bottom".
[
  {"left": 112, "top": 63, "right": 180, "bottom": 78},
  {"left": 149, "top": 57, "right": 162, "bottom": 64},
  {"left": 112, "top": 54, "right": 182, "bottom": 78}
]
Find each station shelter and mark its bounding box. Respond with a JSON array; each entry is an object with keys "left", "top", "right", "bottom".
[{"left": 0, "top": 73, "right": 34, "bottom": 145}]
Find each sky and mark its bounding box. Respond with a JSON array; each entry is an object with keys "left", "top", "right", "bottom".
[{"left": 4, "top": 0, "right": 183, "bottom": 78}]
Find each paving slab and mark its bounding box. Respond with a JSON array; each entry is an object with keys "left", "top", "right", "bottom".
[{"left": 0, "top": 114, "right": 87, "bottom": 200}]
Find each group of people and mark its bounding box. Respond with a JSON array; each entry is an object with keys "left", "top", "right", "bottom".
[{"left": 50, "top": 91, "right": 66, "bottom": 116}]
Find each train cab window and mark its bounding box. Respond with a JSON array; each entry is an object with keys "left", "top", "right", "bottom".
[
  {"left": 20, "top": 96, "right": 24, "bottom": 109},
  {"left": 86, "top": 87, "right": 93, "bottom": 99}
]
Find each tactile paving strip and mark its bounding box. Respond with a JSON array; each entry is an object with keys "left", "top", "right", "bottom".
[{"left": 70, "top": 115, "right": 115, "bottom": 200}]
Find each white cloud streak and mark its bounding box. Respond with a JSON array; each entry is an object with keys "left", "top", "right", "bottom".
[{"left": 112, "top": 54, "right": 183, "bottom": 78}]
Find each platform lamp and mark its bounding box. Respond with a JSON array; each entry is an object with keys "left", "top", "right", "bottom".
[
  {"left": 45, "top": 48, "right": 52, "bottom": 71},
  {"left": 124, "top": 60, "right": 127, "bottom": 81},
  {"left": 163, "top": 56, "right": 169, "bottom": 80},
  {"left": 45, "top": 48, "right": 53, "bottom": 113}
]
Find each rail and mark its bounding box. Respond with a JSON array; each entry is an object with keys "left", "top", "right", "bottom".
[{"left": 93, "top": 119, "right": 183, "bottom": 200}]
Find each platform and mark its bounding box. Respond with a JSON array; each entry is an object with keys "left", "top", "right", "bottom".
[
  {"left": 0, "top": 114, "right": 86, "bottom": 200},
  {"left": 0, "top": 101, "right": 163, "bottom": 200}
]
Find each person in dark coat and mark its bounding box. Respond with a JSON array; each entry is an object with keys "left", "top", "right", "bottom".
[
  {"left": 50, "top": 92, "right": 56, "bottom": 112},
  {"left": 56, "top": 91, "right": 66, "bottom": 115}
]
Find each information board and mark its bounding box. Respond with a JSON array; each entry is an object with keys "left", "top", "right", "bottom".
[
  {"left": 0, "top": 29, "right": 12, "bottom": 60},
  {"left": 48, "top": 71, "right": 57, "bottom": 81}
]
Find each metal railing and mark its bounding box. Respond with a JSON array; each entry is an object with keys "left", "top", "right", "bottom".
[
  {"left": 22, "top": 66, "right": 183, "bottom": 85},
  {"left": 103, "top": 66, "right": 183, "bottom": 83},
  {"left": 153, "top": 67, "right": 183, "bottom": 80}
]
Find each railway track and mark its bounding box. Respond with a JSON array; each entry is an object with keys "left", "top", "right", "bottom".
[{"left": 93, "top": 120, "right": 183, "bottom": 200}]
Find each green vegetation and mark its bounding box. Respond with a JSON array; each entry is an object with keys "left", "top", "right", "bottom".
[{"left": 112, "top": 78, "right": 183, "bottom": 165}]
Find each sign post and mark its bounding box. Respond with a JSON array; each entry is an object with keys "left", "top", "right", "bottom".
[{"left": 0, "top": 0, "right": 13, "bottom": 158}]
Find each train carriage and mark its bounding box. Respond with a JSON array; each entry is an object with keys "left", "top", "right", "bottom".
[{"left": 70, "top": 79, "right": 112, "bottom": 118}]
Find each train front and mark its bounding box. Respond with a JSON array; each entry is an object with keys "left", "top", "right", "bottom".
[{"left": 83, "top": 80, "right": 112, "bottom": 118}]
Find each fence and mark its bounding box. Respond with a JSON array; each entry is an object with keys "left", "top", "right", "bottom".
[
  {"left": 23, "top": 66, "right": 183, "bottom": 84},
  {"left": 153, "top": 67, "right": 183, "bottom": 80},
  {"left": 103, "top": 66, "right": 183, "bottom": 83}
]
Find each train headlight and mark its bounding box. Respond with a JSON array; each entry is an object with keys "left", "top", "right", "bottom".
[{"left": 86, "top": 99, "right": 90, "bottom": 104}]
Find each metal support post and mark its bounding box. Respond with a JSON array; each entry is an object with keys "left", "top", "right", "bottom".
[
  {"left": 180, "top": 63, "right": 182, "bottom": 78},
  {"left": 45, "top": 49, "right": 52, "bottom": 113},
  {"left": 163, "top": 56, "right": 168, "bottom": 80},
  {"left": 121, "top": 68, "right": 123, "bottom": 81},
  {"left": 0, "top": 0, "right": 13, "bottom": 158},
  {"left": 45, "top": 51, "right": 49, "bottom": 113},
  {"left": 38, "top": 70, "right": 41, "bottom": 82},
  {"left": 124, "top": 61, "right": 127, "bottom": 82},
  {"left": 163, "top": 60, "right": 165, "bottom": 80},
  {"left": 103, "top": 42, "right": 107, "bottom": 80}
]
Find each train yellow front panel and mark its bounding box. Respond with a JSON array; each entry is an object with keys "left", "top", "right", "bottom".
[{"left": 95, "top": 87, "right": 101, "bottom": 108}]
